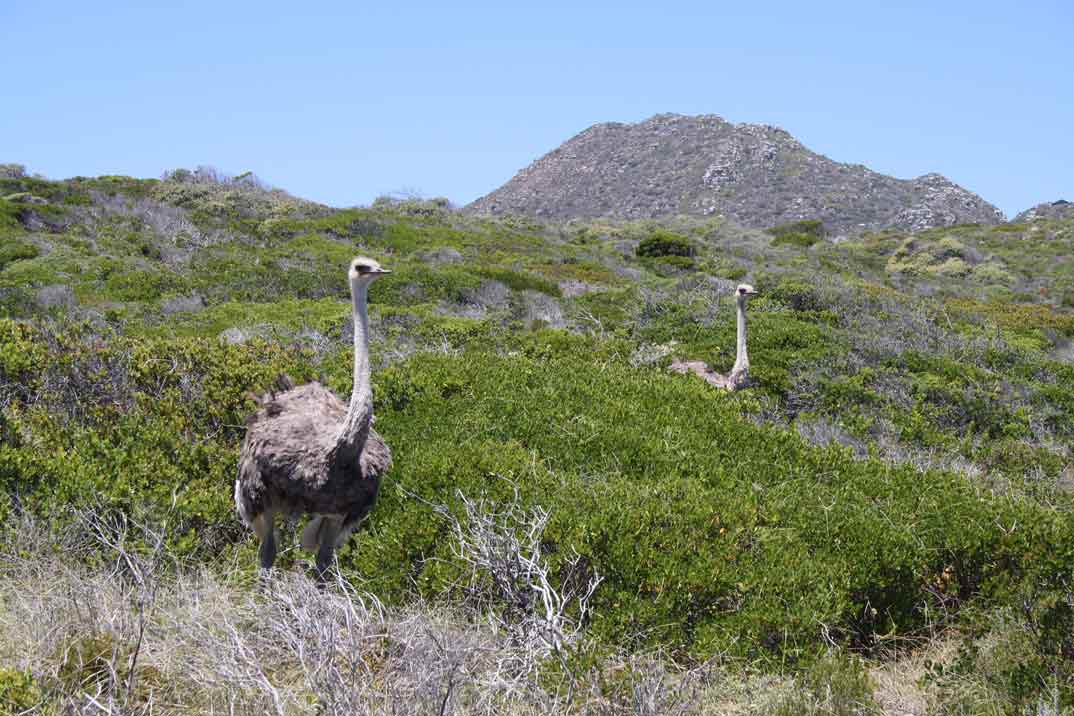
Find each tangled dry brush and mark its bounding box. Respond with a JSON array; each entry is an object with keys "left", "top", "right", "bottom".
[{"left": 0, "top": 498, "right": 776, "bottom": 716}]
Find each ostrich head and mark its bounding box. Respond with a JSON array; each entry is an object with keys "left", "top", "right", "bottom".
[
  {"left": 349, "top": 256, "right": 391, "bottom": 283},
  {"left": 735, "top": 284, "right": 758, "bottom": 304}
]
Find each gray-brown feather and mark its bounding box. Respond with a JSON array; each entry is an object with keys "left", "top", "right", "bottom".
[
  {"left": 235, "top": 382, "right": 391, "bottom": 532},
  {"left": 668, "top": 359, "right": 745, "bottom": 391}
]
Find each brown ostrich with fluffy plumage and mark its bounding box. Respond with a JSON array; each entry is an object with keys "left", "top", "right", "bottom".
[{"left": 235, "top": 257, "right": 392, "bottom": 579}]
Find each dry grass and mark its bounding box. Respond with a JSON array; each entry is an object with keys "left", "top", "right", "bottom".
[
  {"left": 869, "top": 640, "right": 960, "bottom": 716},
  {"left": 0, "top": 518, "right": 694, "bottom": 714},
  {"left": 0, "top": 509, "right": 964, "bottom": 716}
]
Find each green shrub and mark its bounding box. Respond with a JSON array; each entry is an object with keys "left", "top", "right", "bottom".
[
  {"left": 339, "top": 349, "right": 1069, "bottom": 659},
  {"left": 935, "top": 236, "right": 967, "bottom": 259},
  {"left": 704, "top": 259, "right": 747, "bottom": 281},
  {"left": 56, "top": 632, "right": 126, "bottom": 694},
  {"left": 0, "top": 199, "right": 24, "bottom": 232},
  {"left": 0, "top": 319, "right": 46, "bottom": 379},
  {"left": 0, "top": 240, "right": 39, "bottom": 272},
  {"left": 768, "top": 219, "right": 826, "bottom": 248},
  {"left": 637, "top": 230, "right": 695, "bottom": 258},
  {"left": 930, "top": 602, "right": 1074, "bottom": 713},
  {"left": 652, "top": 254, "right": 696, "bottom": 271},
  {"left": 476, "top": 266, "right": 561, "bottom": 296},
  {"left": 971, "top": 262, "right": 1016, "bottom": 285},
  {"left": 103, "top": 267, "right": 184, "bottom": 302},
  {"left": 769, "top": 279, "right": 823, "bottom": 312},
  {"left": 933, "top": 257, "right": 971, "bottom": 277},
  {"left": 0, "top": 668, "right": 43, "bottom": 715}
]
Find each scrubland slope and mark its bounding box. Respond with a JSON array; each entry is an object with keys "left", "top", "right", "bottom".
[{"left": 1, "top": 166, "right": 1073, "bottom": 712}]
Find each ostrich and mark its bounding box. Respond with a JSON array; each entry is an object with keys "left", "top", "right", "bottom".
[
  {"left": 669, "top": 283, "right": 758, "bottom": 391},
  {"left": 235, "top": 257, "right": 392, "bottom": 579}
]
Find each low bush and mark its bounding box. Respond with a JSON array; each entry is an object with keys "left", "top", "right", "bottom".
[
  {"left": 769, "top": 278, "right": 823, "bottom": 312},
  {"left": 353, "top": 349, "right": 1074, "bottom": 660},
  {"left": 929, "top": 601, "right": 1074, "bottom": 713},
  {"left": 971, "top": 262, "right": 1016, "bottom": 285},
  {"left": 768, "top": 219, "right": 825, "bottom": 248},
  {"left": 650, "top": 254, "right": 696, "bottom": 272},
  {"left": 702, "top": 256, "right": 748, "bottom": 280},
  {"left": 636, "top": 230, "right": 695, "bottom": 258},
  {"left": 0, "top": 668, "right": 43, "bottom": 714},
  {"left": 0, "top": 240, "right": 38, "bottom": 271},
  {"left": 5, "top": 323, "right": 1060, "bottom": 661},
  {"left": 476, "top": 266, "right": 562, "bottom": 296},
  {"left": 0, "top": 199, "right": 25, "bottom": 233}
]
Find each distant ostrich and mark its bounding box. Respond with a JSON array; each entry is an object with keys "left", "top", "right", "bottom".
[
  {"left": 235, "top": 257, "right": 392, "bottom": 579},
  {"left": 669, "top": 284, "right": 758, "bottom": 391}
]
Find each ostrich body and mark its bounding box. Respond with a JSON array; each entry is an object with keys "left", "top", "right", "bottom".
[
  {"left": 669, "top": 283, "right": 758, "bottom": 391},
  {"left": 235, "top": 257, "right": 392, "bottom": 577}
]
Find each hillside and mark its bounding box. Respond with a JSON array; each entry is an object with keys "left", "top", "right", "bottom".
[
  {"left": 1016, "top": 199, "right": 1074, "bottom": 223},
  {"left": 467, "top": 113, "right": 1006, "bottom": 233},
  {"left": 2, "top": 167, "right": 1074, "bottom": 712}
]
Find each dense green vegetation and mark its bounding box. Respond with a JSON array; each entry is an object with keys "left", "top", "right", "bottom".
[
  {"left": 2, "top": 170, "right": 1074, "bottom": 711},
  {"left": 767, "top": 218, "right": 827, "bottom": 248},
  {"left": 636, "top": 229, "right": 697, "bottom": 258}
]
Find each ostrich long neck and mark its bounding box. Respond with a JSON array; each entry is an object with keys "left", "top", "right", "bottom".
[
  {"left": 335, "top": 279, "right": 373, "bottom": 456},
  {"left": 731, "top": 299, "right": 749, "bottom": 374}
]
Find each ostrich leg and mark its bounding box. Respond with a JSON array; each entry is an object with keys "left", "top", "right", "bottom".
[
  {"left": 314, "top": 518, "right": 341, "bottom": 582},
  {"left": 253, "top": 511, "right": 277, "bottom": 570}
]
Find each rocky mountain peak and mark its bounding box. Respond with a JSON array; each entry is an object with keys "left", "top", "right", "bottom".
[{"left": 467, "top": 114, "right": 1005, "bottom": 233}]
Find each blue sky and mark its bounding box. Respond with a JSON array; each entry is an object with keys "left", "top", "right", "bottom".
[{"left": 2, "top": 1, "right": 1070, "bottom": 217}]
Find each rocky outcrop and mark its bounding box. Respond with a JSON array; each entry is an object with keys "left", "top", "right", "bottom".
[
  {"left": 1014, "top": 200, "right": 1074, "bottom": 223},
  {"left": 467, "top": 114, "right": 1006, "bottom": 233}
]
